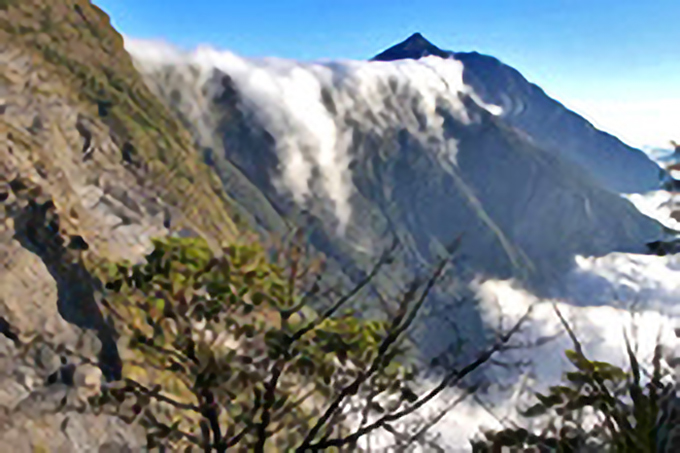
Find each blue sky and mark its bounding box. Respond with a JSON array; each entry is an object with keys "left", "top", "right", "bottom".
[{"left": 95, "top": 0, "right": 680, "bottom": 148}]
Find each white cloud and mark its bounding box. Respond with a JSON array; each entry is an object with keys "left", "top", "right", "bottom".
[
  {"left": 562, "top": 97, "right": 680, "bottom": 149},
  {"left": 126, "top": 38, "right": 499, "bottom": 233}
]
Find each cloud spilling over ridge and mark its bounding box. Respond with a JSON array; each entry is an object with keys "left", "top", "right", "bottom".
[
  {"left": 125, "top": 37, "right": 503, "bottom": 231},
  {"left": 124, "top": 35, "right": 663, "bottom": 296},
  {"left": 122, "top": 37, "right": 680, "bottom": 451}
]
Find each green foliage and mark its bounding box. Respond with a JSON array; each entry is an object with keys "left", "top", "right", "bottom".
[
  {"left": 471, "top": 315, "right": 669, "bottom": 453},
  {"left": 95, "top": 236, "right": 419, "bottom": 451}
]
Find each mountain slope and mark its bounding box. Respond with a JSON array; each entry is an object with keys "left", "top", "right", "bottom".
[
  {"left": 127, "top": 42, "right": 663, "bottom": 366},
  {"left": 1, "top": 0, "right": 241, "bottom": 247},
  {"left": 374, "top": 33, "right": 663, "bottom": 194},
  {"left": 0, "top": 1, "right": 252, "bottom": 450}
]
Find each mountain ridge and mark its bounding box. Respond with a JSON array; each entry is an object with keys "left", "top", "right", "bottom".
[
  {"left": 372, "top": 33, "right": 664, "bottom": 194},
  {"left": 128, "top": 39, "right": 665, "bottom": 376}
]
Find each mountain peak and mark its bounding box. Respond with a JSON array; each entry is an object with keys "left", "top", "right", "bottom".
[
  {"left": 372, "top": 32, "right": 453, "bottom": 61},
  {"left": 404, "top": 32, "right": 427, "bottom": 42}
]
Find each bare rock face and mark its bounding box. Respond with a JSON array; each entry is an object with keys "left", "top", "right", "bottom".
[{"left": 0, "top": 93, "right": 149, "bottom": 451}]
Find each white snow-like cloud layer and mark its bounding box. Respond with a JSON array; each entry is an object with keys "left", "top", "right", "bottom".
[{"left": 125, "top": 38, "right": 503, "bottom": 232}]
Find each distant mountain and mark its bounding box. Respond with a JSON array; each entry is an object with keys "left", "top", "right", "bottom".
[
  {"left": 129, "top": 38, "right": 664, "bottom": 365},
  {"left": 373, "top": 33, "right": 664, "bottom": 194}
]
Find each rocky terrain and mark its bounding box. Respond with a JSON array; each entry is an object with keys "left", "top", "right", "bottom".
[{"left": 0, "top": 0, "right": 248, "bottom": 449}]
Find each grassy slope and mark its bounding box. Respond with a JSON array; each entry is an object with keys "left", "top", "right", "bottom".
[{"left": 0, "top": 0, "right": 241, "bottom": 245}]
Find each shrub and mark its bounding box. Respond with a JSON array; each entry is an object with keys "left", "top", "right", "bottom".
[
  {"left": 471, "top": 305, "right": 674, "bottom": 453},
  {"left": 93, "top": 234, "right": 426, "bottom": 451}
]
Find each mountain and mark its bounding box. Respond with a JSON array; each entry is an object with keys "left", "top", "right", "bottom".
[
  {"left": 127, "top": 37, "right": 664, "bottom": 367},
  {"left": 0, "top": 0, "right": 249, "bottom": 449},
  {"left": 0, "top": 7, "right": 671, "bottom": 449},
  {"left": 374, "top": 33, "right": 664, "bottom": 194}
]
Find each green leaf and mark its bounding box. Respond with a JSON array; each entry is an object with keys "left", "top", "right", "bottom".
[{"left": 154, "top": 298, "right": 165, "bottom": 313}]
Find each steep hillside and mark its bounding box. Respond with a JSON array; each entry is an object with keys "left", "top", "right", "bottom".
[
  {"left": 0, "top": 1, "right": 247, "bottom": 450},
  {"left": 1, "top": 0, "right": 241, "bottom": 248}
]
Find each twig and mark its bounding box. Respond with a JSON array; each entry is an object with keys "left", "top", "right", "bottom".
[
  {"left": 302, "top": 306, "right": 532, "bottom": 451},
  {"left": 297, "top": 258, "right": 449, "bottom": 450}
]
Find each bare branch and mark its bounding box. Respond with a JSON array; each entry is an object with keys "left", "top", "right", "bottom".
[
  {"left": 405, "top": 381, "right": 479, "bottom": 448},
  {"left": 124, "top": 379, "right": 202, "bottom": 413},
  {"left": 298, "top": 257, "right": 449, "bottom": 450},
  {"left": 254, "top": 359, "right": 284, "bottom": 453},
  {"left": 302, "top": 306, "right": 532, "bottom": 451},
  {"left": 289, "top": 238, "right": 399, "bottom": 345}
]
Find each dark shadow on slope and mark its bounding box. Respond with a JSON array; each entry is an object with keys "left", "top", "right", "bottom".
[{"left": 11, "top": 198, "right": 122, "bottom": 381}]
